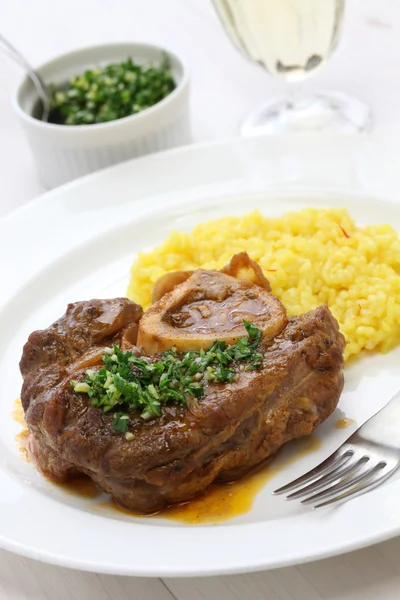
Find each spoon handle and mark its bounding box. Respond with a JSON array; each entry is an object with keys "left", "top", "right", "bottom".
[{"left": 0, "top": 34, "right": 50, "bottom": 121}]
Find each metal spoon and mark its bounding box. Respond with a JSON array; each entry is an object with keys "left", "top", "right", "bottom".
[{"left": 0, "top": 34, "right": 50, "bottom": 122}]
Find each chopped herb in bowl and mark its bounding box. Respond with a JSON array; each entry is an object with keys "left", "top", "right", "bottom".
[{"left": 49, "top": 54, "right": 176, "bottom": 126}]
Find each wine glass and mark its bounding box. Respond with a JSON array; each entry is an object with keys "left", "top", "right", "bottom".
[{"left": 212, "top": 0, "right": 371, "bottom": 134}]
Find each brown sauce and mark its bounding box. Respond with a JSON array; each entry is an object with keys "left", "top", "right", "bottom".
[
  {"left": 12, "top": 398, "right": 25, "bottom": 426},
  {"left": 168, "top": 296, "right": 268, "bottom": 333},
  {"left": 13, "top": 399, "right": 321, "bottom": 524},
  {"left": 13, "top": 399, "right": 34, "bottom": 462},
  {"left": 335, "top": 417, "right": 355, "bottom": 429},
  {"left": 54, "top": 476, "right": 102, "bottom": 499},
  {"left": 160, "top": 435, "right": 321, "bottom": 524},
  {"left": 15, "top": 429, "right": 32, "bottom": 461}
]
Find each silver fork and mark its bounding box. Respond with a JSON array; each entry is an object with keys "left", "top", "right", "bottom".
[{"left": 273, "top": 390, "right": 400, "bottom": 508}]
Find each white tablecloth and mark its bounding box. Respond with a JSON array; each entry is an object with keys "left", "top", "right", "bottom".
[{"left": 1, "top": 1, "right": 400, "bottom": 597}]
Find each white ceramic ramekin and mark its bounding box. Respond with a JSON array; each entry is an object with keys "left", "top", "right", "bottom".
[{"left": 13, "top": 42, "right": 191, "bottom": 189}]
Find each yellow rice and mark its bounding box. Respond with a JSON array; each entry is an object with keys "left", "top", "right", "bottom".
[{"left": 127, "top": 208, "right": 400, "bottom": 361}]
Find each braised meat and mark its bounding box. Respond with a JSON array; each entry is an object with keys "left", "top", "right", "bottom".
[{"left": 20, "top": 264, "right": 345, "bottom": 514}]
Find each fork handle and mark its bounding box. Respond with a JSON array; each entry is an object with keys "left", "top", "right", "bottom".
[{"left": 357, "top": 390, "right": 400, "bottom": 448}]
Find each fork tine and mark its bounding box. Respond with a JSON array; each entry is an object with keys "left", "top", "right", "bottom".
[
  {"left": 313, "top": 463, "right": 399, "bottom": 508},
  {"left": 286, "top": 454, "right": 367, "bottom": 500},
  {"left": 273, "top": 448, "right": 352, "bottom": 495},
  {"left": 300, "top": 459, "right": 375, "bottom": 505}
]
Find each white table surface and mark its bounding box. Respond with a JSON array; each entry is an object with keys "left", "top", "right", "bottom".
[{"left": 1, "top": 0, "right": 400, "bottom": 598}]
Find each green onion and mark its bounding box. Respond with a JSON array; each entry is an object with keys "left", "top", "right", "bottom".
[
  {"left": 48, "top": 54, "right": 176, "bottom": 126},
  {"left": 70, "top": 381, "right": 91, "bottom": 393},
  {"left": 71, "top": 321, "right": 264, "bottom": 433},
  {"left": 113, "top": 412, "right": 129, "bottom": 433},
  {"left": 244, "top": 319, "right": 263, "bottom": 345}
]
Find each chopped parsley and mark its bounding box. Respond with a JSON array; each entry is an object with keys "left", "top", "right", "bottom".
[
  {"left": 113, "top": 412, "right": 129, "bottom": 434},
  {"left": 48, "top": 54, "right": 176, "bottom": 126},
  {"left": 70, "top": 320, "right": 263, "bottom": 433}
]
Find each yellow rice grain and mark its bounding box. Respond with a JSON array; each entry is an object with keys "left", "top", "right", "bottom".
[{"left": 127, "top": 208, "right": 400, "bottom": 361}]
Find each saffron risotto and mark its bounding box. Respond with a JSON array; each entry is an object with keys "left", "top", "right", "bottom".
[{"left": 127, "top": 208, "right": 400, "bottom": 361}]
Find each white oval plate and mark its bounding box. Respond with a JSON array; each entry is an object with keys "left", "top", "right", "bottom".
[{"left": 2, "top": 134, "right": 400, "bottom": 577}]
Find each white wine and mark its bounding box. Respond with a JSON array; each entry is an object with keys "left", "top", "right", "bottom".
[
  {"left": 212, "top": 0, "right": 370, "bottom": 133},
  {"left": 213, "top": 0, "right": 345, "bottom": 81}
]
